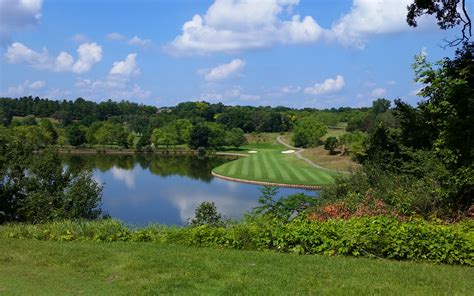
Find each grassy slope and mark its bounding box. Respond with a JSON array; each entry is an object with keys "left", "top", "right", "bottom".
[
  {"left": 214, "top": 133, "right": 335, "bottom": 186},
  {"left": 213, "top": 148, "right": 335, "bottom": 186},
  {"left": 0, "top": 238, "right": 472, "bottom": 295}
]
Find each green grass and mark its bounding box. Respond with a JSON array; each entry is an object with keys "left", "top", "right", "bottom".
[
  {"left": 213, "top": 149, "right": 335, "bottom": 186},
  {"left": 0, "top": 237, "right": 472, "bottom": 295}
]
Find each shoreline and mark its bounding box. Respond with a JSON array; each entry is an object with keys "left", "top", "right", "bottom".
[
  {"left": 211, "top": 171, "right": 324, "bottom": 190},
  {"left": 55, "top": 148, "right": 250, "bottom": 158}
]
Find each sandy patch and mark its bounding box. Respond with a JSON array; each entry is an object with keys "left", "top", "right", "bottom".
[
  {"left": 248, "top": 150, "right": 258, "bottom": 154},
  {"left": 281, "top": 150, "right": 295, "bottom": 154}
]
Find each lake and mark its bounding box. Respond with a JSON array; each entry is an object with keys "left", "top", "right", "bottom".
[{"left": 61, "top": 154, "right": 316, "bottom": 225}]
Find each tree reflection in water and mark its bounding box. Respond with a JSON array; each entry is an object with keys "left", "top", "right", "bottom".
[{"left": 60, "top": 154, "right": 313, "bottom": 225}]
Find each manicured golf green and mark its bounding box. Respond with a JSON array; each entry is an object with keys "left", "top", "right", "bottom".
[{"left": 213, "top": 149, "right": 336, "bottom": 186}]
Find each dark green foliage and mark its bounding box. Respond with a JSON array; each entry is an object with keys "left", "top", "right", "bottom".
[
  {"left": 39, "top": 119, "right": 58, "bottom": 144},
  {"left": 188, "top": 124, "right": 211, "bottom": 149},
  {"left": 292, "top": 117, "right": 327, "bottom": 147},
  {"left": 361, "top": 44, "right": 474, "bottom": 213},
  {"left": 406, "top": 0, "right": 471, "bottom": 45},
  {"left": 320, "top": 159, "right": 452, "bottom": 217},
  {"left": 254, "top": 186, "right": 318, "bottom": 221},
  {"left": 226, "top": 127, "right": 247, "bottom": 148},
  {"left": 4, "top": 217, "right": 472, "bottom": 265},
  {"left": 66, "top": 124, "right": 86, "bottom": 147},
  {"left": 0, "top": 143, "right": 102, "bottom": 223},
  {"left": 189, "top": 202, "right": 224, "bottom": 227},
  {"left": 372, "top": 98, "right": 391, "bottom": 115},
  {"left": 324, "top": 136, "right": 339, "bottom": 154},
  {"left": 197, "top": 147, "right": 206, "bottom": 156}
]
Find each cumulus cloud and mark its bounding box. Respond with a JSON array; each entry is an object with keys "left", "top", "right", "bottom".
[
  {"left": 106, "top": 32, "right": 127, "bottom": 41},
  {"left": 107, "top": 33, "right": 153, "bottom": 49},
  {"left": 75, "top": 77, "right": 151, "bottom": 101},
  {"left": 166, "top": 0, "right": 324, "bottom": 55},
  {"left": 198, "top": 85, "right": 260, "bottom": 103},
  {"left": 304, "top": 75, "right": 345, "bottom": 95},
  {"left": 110, "top": 53, "right": 140, "bottom": 76},
  {"left": 5, "top": 42, "right": 102, "bottom": 74},
  {"left": 7, "top": 80, "right": 46, "bottom": 95},
  {"left": 370, "top": 87, "right": 387, "bottom": 97},
  {"left": 75, "top": 53, "right": 150, "bottom": 101},
  {"left": 331, "top": 0, "right": 418, "bottom": 48},
  {"left": 199, "top": 59, "right": 245, "bottom": 81},
  {"left": 0, "top": 0, "right": 43, "bottom": 45},
  {"left": 128, "top": 36, "right": 152, "bottom": 49}
]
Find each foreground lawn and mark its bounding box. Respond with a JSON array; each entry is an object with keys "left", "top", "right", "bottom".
[
  {"left": 213, "top": 149, "right": 335, "bottom": 186},
  {"left": 0, "top": 238, "right": 472, "bottom": 295}
]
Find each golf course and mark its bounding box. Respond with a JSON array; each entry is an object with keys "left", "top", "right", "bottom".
[{"left": 213, "top": 135, "right": 338, "bottom": 187}]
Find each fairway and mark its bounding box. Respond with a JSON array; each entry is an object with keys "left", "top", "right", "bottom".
[{"left": 213, "top": 149, "right": 336, "bottom": 186}]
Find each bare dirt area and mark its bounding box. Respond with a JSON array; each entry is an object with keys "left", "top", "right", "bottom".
[{"left": 301, "top": 146, "right": 359, "bottom": 172}]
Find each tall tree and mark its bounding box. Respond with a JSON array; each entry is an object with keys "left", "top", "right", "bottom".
[{"left": 407, "top": 0, "right": 472, "bottom": 46}]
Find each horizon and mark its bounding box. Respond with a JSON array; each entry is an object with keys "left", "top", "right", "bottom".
[{"left": 0, "top": 0, "right": 469, "bottom": 109}]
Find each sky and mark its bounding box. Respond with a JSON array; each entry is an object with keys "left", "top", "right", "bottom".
[{"left": 0, "top": 0, "right": 469, "bottom": 109}]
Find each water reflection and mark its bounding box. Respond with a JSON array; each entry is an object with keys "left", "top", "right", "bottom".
[{"left": 61, "top": 154, "right": 316, "bottom": 225}]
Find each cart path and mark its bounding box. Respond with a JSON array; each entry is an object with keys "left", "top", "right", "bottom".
[{"left": 276, "top": 135, "right": 350, "bottom": 174}]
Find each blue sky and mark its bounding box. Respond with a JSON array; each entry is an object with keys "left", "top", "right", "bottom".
[{"left": 0, "top": 0, "right": 467, "bottom": 108}]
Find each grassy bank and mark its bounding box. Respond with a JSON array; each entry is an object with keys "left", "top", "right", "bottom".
[{"left": 1, "top": 237, "right": 472, "bottom": 295}]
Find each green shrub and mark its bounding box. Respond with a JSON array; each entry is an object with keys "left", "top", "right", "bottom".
[
  {"left": 189, "top": 201, "right": 225, "bottom": 227},
  {"left": 2, "top": 217, "right": 472, "bottom": 265}
]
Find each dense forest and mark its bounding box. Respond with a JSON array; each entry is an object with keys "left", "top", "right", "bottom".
[{"left": 0, "top": 95, "right": 377, "bottom": 151}]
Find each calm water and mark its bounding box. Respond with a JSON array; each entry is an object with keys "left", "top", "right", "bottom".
[{"left": 61, "top": 154, "right": 316, "bottom": 225}]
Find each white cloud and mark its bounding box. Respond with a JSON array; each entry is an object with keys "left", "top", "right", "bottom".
[
  {"left": 75, "top": 54, "right": 149, "bottom": 101},
  {"left": 75, "top": 76, "right": 151, "bottom": 101},
  {"left": 370, "top": 87, "right": 387, "bottom": 97},
  {"left": 387, "top": 80, "right": 397, "bottom": 85},
  {"left": 71, "top": 43, "right": 103, "bottom": 74},
  {"left": 166, "top": 0, "right": 324, "bottom": 55},
  {"left": 106, "top": 32, "right": 127, "bottom": 41},
  {"left": 331, "top": 0, "right": 417, "bottom": 48},
  {"left": 128, "top": 36, "right": 152, "bottom": 49},
  {"left": 198, "top": 85, "right": 260, "bottom": 103},
  {"left": 304, "top": 75, "right": 345, "bottom": 95},
  {"left": 107, "top": 33, "right": 153, "bottom": 49},
  {"left": 5, "top": 42, "right": 102, "bottom": 74},
  {"left": 7, "top": 80, "right": 46, "bottom": 95},
  {"left": 0, "top": 0, "right": 43, "bottom": 45},
  {"left": 280, "top": 85, "right": 301, "bottom": 93},
  {"left": 110, "top": 53, "right": 140, "bottom": 77},
  {"left": 29, "top": 80, "right": 45, "bottom": 89},
  {"left": 199, "top": 59, "right": 245, "bottom": 81},
  {"left": 71, "top": 33, "right": 88, "bottom": 43}
]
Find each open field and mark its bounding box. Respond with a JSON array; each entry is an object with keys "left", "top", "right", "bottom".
[
  {"left": 322, "top": 127, "right": 347, "bottom": 140},
  {"left": 0, "top": 237, "right": 472, "bottom": 295},
  {"left": 213, "top": 149, "right": 335, "bottom": 186}
]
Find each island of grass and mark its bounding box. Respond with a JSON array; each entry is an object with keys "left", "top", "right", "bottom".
[{"left": 213, "top": 137, "right": 337, "bottom": 188}]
